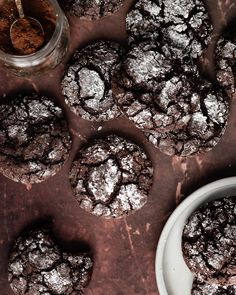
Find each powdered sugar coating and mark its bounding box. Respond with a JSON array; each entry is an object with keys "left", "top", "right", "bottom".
[
  {"left": 0, "top": 93, "right": 71, "bottom": 184},
  {"left": 60, "top": 0, "right": 124, "bottom": 20},
  {"left": 216, "top": 36, "right": 236, "bottom": 93},
  {"left": 183, "top": 197, "right": 236, "bottom": 286},
  {"left": 126, "top": 0, "right": 162, "bottom": 43},
  {"left": 62, "top": 41, "right": 124, "bottom": 122},
  {"left": 113, "top": 42, "right": 229, "bottom": 156},
  {"left": 192, "top": 278, "right": 236, "bottom": 295},
  {"left": 8, "top": 229, "right": 93, "bottom": 295},
  {"left": 126, "top": 0, "right": 212, "bottom": 59},
  {"left": 69, "top": 135, "right": 153, "bottom": 218},
  {"left": 161, "top": 0, "right": 212, "bottom": 59}
]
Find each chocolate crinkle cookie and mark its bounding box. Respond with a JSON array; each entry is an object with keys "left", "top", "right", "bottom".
[
  {"left": 192, "top": 278, "right": 236, "bottom": 295},
  {"left": 61, "top": 41, "right": 125, "bottom": 122},
  {"left": 215, "top": 26, "right": 236, "bottom": 93},
  {"left": 126, "top": 0, "right": 212, "bottom": 59},
  {"left": 8, "top": 229, "right": 93, "bottom": 295},
  {"left": 113, "top": 42, "right": 229, "bottom": 157},
  {"left": 69, "top": 135, "right": 153, "bottom": 218},
  {"left": 60, "top": 0, "right": 124, "bottom": 20},
  {"left": 182, "top": 197, "right": 236, "bottom": 286},
  {"left": 0, "top": 93, "right": 71, "bottom": 184}
]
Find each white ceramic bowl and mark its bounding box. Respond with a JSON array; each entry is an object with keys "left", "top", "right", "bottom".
[{"left": 155, "top": 177, "right": 236, "bottom": 295}]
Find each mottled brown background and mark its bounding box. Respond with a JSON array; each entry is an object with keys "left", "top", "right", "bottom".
[{"left": 0, "top": 0, "right": 235, "bottom": 294}]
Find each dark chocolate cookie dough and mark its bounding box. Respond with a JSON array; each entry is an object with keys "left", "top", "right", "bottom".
[
  {"left": 60, "top": 0, "right": 124, "bottom": 20},
  {"left": 126, "top": 0, "right": 212, "bottom": 59},
  {"left": 182, "top": 197, "right": 236, "bottom": 286},
  {"left": 0, "top": 93, "right": 71, "bottom": 184},
  {"left": 61, "top": 41, "right": 124, "bottom": 122},
  {"left": 8, "top": 229, "right": 93, "bottom": 295},
  {"left": 192, "top": 278, "right": 236, "bottom": 295},
  {"left": 113, "top": 42, "right": 229, "bottom": 156},
  {"left": 69, "top": 135, "right": 153, "bottom": 218}
]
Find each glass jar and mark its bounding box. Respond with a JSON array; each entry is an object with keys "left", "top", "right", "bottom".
[{"left": 0, "top": 0, "right": 70, "bottom": 77}]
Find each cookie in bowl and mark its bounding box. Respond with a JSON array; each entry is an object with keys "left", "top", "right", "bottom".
[
  {"left": 182, "top": 196, "right": 236, "bottom": 286},
  {"left": 191, "top": 278, "right": 236, "bottom": 295}
]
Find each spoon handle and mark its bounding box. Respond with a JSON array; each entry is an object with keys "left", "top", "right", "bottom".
[{"left": 15, "top": 0, "right": 25, "bottom": 19}]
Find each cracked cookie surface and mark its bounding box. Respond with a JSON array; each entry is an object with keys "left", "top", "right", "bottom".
[
  {"left": 161, "top": 0, "right": 212, "bottom": 59},
  {"left": 182, "top": 197, "right": 236, "bottom": 286},
  {"left": 8, "top": 229, "right": 93, "bottom": 295},
  {"left": 113, "top": 42, "right": 229, "bottom": 156},
  {"left": 191, "top": 278, "right": 236, "bottom": 295},
  {"left": 60, "top": 0, "right": 124, "bottom": 20},
  {"left": 69, "top": 135, "right": 153, "bottom": 218},
  {"left": 0, "top": 93, "right": 71, "bottom": 184},
  {"left": 126, "top": 0, "right": 162, "bottom": 44},
  {"left": 215, "top": 26, "right": 236, "bottom": 93},
  {"left": 62, "top": 41, "right": 124, "bottom": 122},
  {"left": 126, "top": 0, "right": 212, "bottom": 59}
]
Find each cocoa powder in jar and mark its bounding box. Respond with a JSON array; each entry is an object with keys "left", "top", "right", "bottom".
[{"left": 0, "top": 0, "right": 56, "bottom": 55}]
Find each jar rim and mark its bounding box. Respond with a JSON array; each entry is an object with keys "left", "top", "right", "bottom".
[{"left": 0, "top": 0, "right": 64, "bottom": 62}]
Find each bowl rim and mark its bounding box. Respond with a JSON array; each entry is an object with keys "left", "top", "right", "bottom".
[{"left": 155, "top": 176, "right": 236, "bottom": 295}]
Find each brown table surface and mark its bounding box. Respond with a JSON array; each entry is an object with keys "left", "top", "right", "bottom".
[{"left": 0, "top": 0, "right": 235, "bottom": 294}]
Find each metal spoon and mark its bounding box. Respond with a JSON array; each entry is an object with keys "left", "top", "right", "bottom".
[{"left": 10, "top": 0, "right": 45, "bottom": 55}]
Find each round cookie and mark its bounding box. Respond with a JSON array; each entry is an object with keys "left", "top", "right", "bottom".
[
  {"left": 192, "top": 278, "right": 236, "bottom": 295},
  {"left": 69, "top": 135, "right": 153, "bottom": 218},
  {"left": 61, "top": 41, "right": 124, "bottom": 122},
  {"left": 126, "top": 0, "right": 162, "bottom": 43},
  {"left": 60, "top": 0, "right": 124, "bottom": 20},
  {"left": 113, "top": 42, "right": 229, "bottom": 157},
  {"left": 8, "top": 228, "right": 93, "bottom": 295},
  {"left": 161, "top": 0, "right": 213, "bottom": 59},
  {"left": 0, "top": 93, "right": 71, "bottom": 184},
  {"left": 182, "top": 197, "right": 236, "bottom": 286}
]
